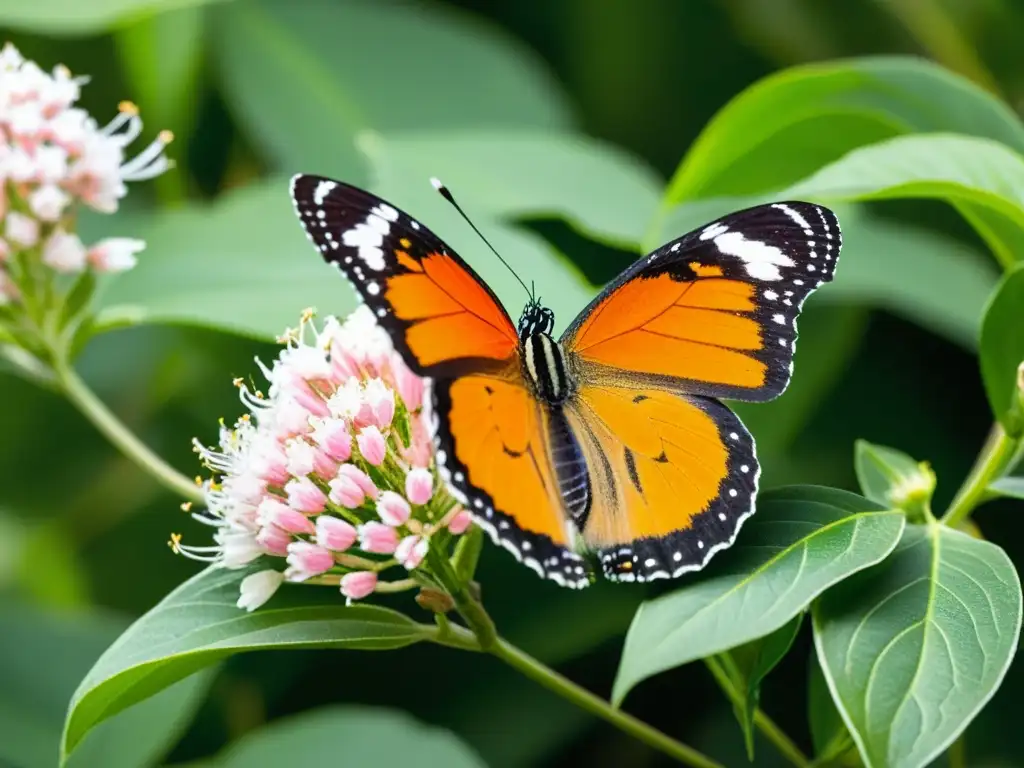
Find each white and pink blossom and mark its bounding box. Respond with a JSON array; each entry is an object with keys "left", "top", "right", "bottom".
[{"left": 175, "top": 307, "right": 472, "bottom": 609}]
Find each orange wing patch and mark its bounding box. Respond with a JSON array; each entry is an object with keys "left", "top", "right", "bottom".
[
  {"left": 436, "top": 368, "right": 590, "bottom": 587},
  {"left": 568, "top": 273, "right": 766, "bottom": 390},
  {"left": 565, "top": 383, "right": 758, "bottom": 582},
  {"left": 385, "top": 251, "right": 517, "bottom": 369}
]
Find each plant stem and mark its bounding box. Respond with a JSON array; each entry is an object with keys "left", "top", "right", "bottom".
[
  {"left": 942, "top": 423, "right": 1019, "bottom": 528},
  {"left": 491, "top": 637, "right": 725, "bottom": 768},
  {"left": 427, "top": 547, "right": 497, "bottom": 650},
  {"left": 704, "top": 657, "right": 810, "bottom": 768},
  {"left": 54, "top": 358, "right": 203, "bottom": 503}
]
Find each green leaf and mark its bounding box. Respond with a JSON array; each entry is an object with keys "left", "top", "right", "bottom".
[
  {"left": 785, "top": 134, "right": 1024, "bottom": 269},
  {"left": 721, "top": 614, "right": 803, "bottom": 760},
  {"left": 0, "top": 603, "right": 212, "bottom": 768},
  {"left": 854, "top": 439, "right": 936, "bottom": 517},
  {"left": 648, "top": 199, "right": 998, "bottom": 350},
  {"left": 808, "top": 654, "right": 855, "bottom": 763},
  {"left": 206, "top": 706, "right": 485, "bottom": 767},
  {"left": 363, "top": 130, "right": 663, "bottom": 248},
  {"left": 61, "top": 566, "right": 431, "bottom": 763},
  {"left": 212, "top": 0, "right": 572, "bottom": 183},
  {"left": 612, "top": 486, "right": 905, "bottom": 706},
  {"left": 663, "top": 56, "right": 1024, "bottom": 204},
  {"left": 0, "top": 0, "right": 226, "bottom": 34},
  {"left": 980, "top": 265, "right": 1024, "bottom": 434},
  {"left": 990, "top": 476, "right": 1024, "bottom": 499},
  {"left": 813, "top": 524, "right": 1022, "bottom": 768}
]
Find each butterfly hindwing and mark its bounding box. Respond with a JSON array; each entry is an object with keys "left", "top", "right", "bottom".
[
  {"left": 432, "top": 366, "right": 590, "bottom": 588},
  {"left": 565, "top": 382, "right": 757, "bottom": 582},
  {"left": 291, "top": 175, "right": 518, "bottom": 378},
  {"left": 561, "top": 201, "right": 841, "bottom": 402}
]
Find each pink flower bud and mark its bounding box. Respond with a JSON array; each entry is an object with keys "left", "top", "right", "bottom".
[
  {"left": 285, "top": 476, "right": 327, "bottom": 514},
  {"left": 28, "top": 183, "right": 68, "bottom": 221},
  {"left": 338, "top": 464, "right": 378, "bottom": 500},
  {"left": 291, "top": 380, "right": 331, "bottom": 418},
  {"left": 250, "top": 437, "right": 290, "bottom": 486},
  {"left": 340, "top": 570, "right": 377, "bottom": 600},
  {"left": 285, "top": 541, "right": 335, "bottom": 581},
  {"left": 400, "top": 416, "right": 434, "bottom": 468},
  {"left": 328, "top": 472, "right": 365, "bottom": 509},
  {"left": 311, "top": 418, "right": 352, "bottom": 462},
  {"left": 405, "top": 468, "right": 434, "bottom": 505},
  {"left": 316, "top": 515, "right": 357, "bottom": 552},
  {"left": 237, "top": 569, "right": 284, "bottom": 612},
  {"left": 312, "top": 448, "right": 337, "bottom": 479},
  {"left": 87, "top": 237, "right": 145, "bottom": 273},
  {"left": 5, "top": 211, "right": 39, "bottom": 248},
  {"left": 395, "top": 535, "right": 429, "bottom": 570},
  {"left": 42, "top": 230, "right": 87, "bottom": 272},
  {"left": 364, "top": 378, "right": 396, "bottom": 428},
  {"left": 357, "top": 425, "right": 387, "bottom": 466},
  {"left": 448, "top": 508, "right": 473, "bottom": 535},
  {"left": 376, "top": 491, "right": 411, "bottom": 527},
  {"left": 359, "top": 521, "right": 398, "bottom": 554},
  {"left": 256, "top": 524, "right": 291, "bottom": 556},
  {"left": 257, "top": 496, "right": 315, "bottom": 534},
  {"left": 395, "top": 360, "right": 425, "bottom": 412}
]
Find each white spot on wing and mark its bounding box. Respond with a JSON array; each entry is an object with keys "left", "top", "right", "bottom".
[
  {"left": 771, "top": 203, "right": 811, "bottom": 230},
  {"left": 713, "top": 231, "right": 794, "bottom": 281},
  {"left": 313, "top": 180, "right": 336, "bottom": 205}
]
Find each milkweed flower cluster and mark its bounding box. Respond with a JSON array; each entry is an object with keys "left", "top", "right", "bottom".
[
  {"left": 174, "top": 305, "right": 472, "bottom": 612},
  {"left": 0, "top": 42, "right": 172, "bottom": 306}
]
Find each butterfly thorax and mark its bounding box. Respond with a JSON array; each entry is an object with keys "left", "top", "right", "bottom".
[{"left": 518, "top": 301, "right": 573, "bottom": 405}]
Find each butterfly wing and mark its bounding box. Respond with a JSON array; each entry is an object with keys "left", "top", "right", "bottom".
[
  {"left": 559, "top": 201, "right": 840, "bottom": 581},
  {"left": 561, "top": 201, "right": 841, "bottom": 401},
  {"left": 290, "top": 175, "right": 588, "bottom": 586}
]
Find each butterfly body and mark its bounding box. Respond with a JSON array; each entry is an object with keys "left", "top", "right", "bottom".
[{"left": 291, "top": 175, "right": 841, "bottom": 588}]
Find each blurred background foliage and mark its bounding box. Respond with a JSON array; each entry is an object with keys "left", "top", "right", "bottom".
[{"left": 1, "top": 0, "right": 1022, "bottom": 766}]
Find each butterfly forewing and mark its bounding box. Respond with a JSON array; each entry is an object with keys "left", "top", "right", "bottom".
[{"left": 562, "top": 201, "right": 841, "bottom": 402}]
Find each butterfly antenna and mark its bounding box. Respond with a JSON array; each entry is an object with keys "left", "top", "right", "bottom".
[{"left": 430, "top": 177, "right": 532, "bottom": 298}]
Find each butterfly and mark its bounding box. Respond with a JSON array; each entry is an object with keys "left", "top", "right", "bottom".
[{"left": 290, "top": 174, "right": 841, "bottom": 588}]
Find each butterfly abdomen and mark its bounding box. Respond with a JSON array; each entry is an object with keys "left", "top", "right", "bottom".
[
  {"left": 547, "top": 407, "right": 591, "bottom": 528},
  {"left": 523, "top": 332, "right": 572, "bottom": 405}
]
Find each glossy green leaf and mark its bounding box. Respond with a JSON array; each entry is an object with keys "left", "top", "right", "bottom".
[
  {"left": 854, "top": 439, "right": 935, "bottom": 515},
  {"left": 213, "top": 0, "right": 571, "bottom": 183},
  {"left": 92, "top": 180, "right": 344, "bottom": 339},
  {"left": 648, "top": 200, "right": 997, "bottom": 350},
  {"left": 0, "top": 603, "right": 212, "bottom": 768},
  {"left": 663, "top": 56, "right": 1024, "bottom": 204},
  {"left": 721, "top": 614, "right": 803, "bottom": 760},
  {"left": 785, "top": 134, "right": 1024, "bottom": 269},
  {"left": 363, "top": 130, "right": 663, "bottom": 248},
  {"left": 0, "top": 0, "right": 227, "bottom": 34},
  {"left": 612, "top": 486, "right": 905, "bottom": 706},
  {"left": 808, "top": 654, "right": 855, "bottom": 763},
  {"left": 814, "top": 524, "right": 1022, "bottom": 768},
  {"left": 206, "top": 706, "right": 485, "bottom": 767},
  {"left": 980, "top": 265, "right": 1024, "bottom": 434},
  {"left": 62, "top": 566, "right": 431, "bottom": 762},
  {"left": 990, "top": 476, "right": 1024, "bottom": 499}
]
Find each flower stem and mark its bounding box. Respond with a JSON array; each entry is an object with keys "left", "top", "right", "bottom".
[
  {"left": 941, "top": 423, "right": 1019, "bottom": 528},
  {"left": 54, "top": 358, "right": 203, "bottom": 503},
  {"left": 491, "top": 637, "right": 725, "bottom": 768},
  {"left": 427, "top": 547, "right": 497, "bottom": 650},
  {"left": 704, "top": 657, "right": 810, "bottom": 767}
]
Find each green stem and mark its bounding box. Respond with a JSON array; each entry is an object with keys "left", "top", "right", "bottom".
[
  {"left": 427, "top": 548, "right": 497, "bottom": 650},
  {"left": 704, "top": 657, "right": 810, "bottom": 768},
  {"left": 948, "top": 733, "right": 966, "bottom": 768},
  {"left": 491, "top": 637, "right": 725, "bottom": 768},
  {"left": 54, "top": 358, "right": 203, "bottom": 503},
  {"left": 941, "top": 423, "right": 1019, "bottom": 528}
]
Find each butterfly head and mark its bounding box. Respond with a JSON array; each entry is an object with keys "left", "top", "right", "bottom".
[{"left": 518, "top": 299, "right": 554, "bottom": 341}]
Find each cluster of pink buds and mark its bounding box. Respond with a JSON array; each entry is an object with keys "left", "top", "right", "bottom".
[
  {"left": 174, "top": 305, "right": 473, "bottom": 612},
  {"left": 0, "top": 42, "right": 172, "bottom": 306}
]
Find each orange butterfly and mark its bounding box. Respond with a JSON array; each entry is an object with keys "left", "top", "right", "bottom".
[{"left": 291, "top": 175, "right": 841, "bottom": 588}]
